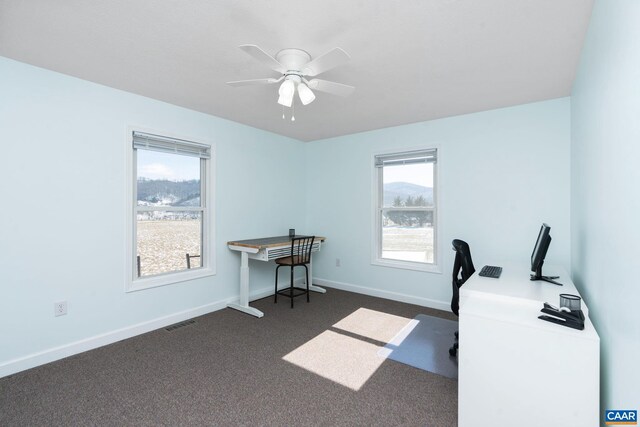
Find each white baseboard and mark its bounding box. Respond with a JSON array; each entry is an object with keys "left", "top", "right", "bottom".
[
  {"left": 314, "top": 277, "right": 450, "bottom": 312},
  {"left": 0, "top": 286, "right": 277, "bottom": 379},
  {"left": 0, "top": 279, "right": 446, "bottom": 379}
]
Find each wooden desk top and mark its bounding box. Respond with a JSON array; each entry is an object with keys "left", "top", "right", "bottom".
[{"left": 228, "top": 235, "right": 326, "bottom": 250}]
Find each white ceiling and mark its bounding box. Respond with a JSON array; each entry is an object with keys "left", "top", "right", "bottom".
[{"left": 0, "top": 0, "right": 593, "bottom": 142}]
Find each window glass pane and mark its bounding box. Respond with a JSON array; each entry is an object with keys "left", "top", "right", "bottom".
[
  {"left": 137, "top": 150, "right": 201, "bottom": 207},
  {"left": 382, "top": 211, "right": 434, "bottom": 263},
  {"left": 136, "top": 211, "right": 202, "bottom": 277},
  {"left": 382, "top": 163, "right": 433, "bottom": 208}
]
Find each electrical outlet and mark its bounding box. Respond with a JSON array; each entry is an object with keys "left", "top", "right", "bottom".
[
  {"left": 336, "top": 258, "right": 341, "bottom": 267},
  {"left": 54, "top": 301, "right": 67, "bottom": 317}
]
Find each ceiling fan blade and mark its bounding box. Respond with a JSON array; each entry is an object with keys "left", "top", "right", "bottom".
[
  {"left": 238, "top": 44, "right": 286, "bottom": 74},
  {"left": 306, "top": 79, "right": 355, "bottom": 97},
  {"left": 226, "top": 77, "right": 281, "bottom": 87},
  {"left": 303, "top": 48, "right": 350, "bottom": 77}
]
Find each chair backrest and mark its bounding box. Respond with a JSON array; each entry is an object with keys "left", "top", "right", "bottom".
[
  {"left": 290, "top": 236, "right": 315, "bottom": 264},
  {"left": 451, "top": 239, "right": 475, "bottom": 316},
  {"left": 186, "top": 253, "right": 200, "bottom": 269}
]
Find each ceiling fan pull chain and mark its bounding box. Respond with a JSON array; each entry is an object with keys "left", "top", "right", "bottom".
[
  {"left": 291, "top": 99, "right": 296, "bottom": 122},
  {"left": 282, "top": 105, "right": 285, "bottom": 120}
]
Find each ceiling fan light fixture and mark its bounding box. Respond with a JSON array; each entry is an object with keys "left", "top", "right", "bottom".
[
  {"left": 297, "top": 83, "right": 316, "bottom": 105},
  {"left": 279, "top": 79, "right": 295, "bottom": 96},
  {"left": 277, "top": 93, "right": 293, "bottom": 107},
  {"left": 277, "top": 79, "right": 295, "bottom": 107}
]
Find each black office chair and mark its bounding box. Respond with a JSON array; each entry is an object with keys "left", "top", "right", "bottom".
[
  {"left": 449, "top": 239, "right": 475, "bottom": 357},
  {"left": 274, "top": 236, "right": 315, "bottom": 308}
]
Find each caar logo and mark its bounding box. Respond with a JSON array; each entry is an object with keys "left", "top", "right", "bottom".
[{"left": 605, "top": 410, "right": 637, "bottom": 425}]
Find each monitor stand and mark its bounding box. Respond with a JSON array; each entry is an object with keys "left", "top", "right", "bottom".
[
  {"left": 530, "top": 261, "right": 562, "bottom": 286},
  {"left": 530, "top": 274, "right": 563, "bottom": 286},
  {"left": 530, "top": 263, "right": 563, "bottom": 286}
]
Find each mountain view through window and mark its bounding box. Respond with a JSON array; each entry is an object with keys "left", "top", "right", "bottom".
[{"left": 380, "top": 161, "right": 435, "bottom": 264}]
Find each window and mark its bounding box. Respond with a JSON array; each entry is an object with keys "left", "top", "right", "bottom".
[
  {"left": 126, "top": 130, "right": 214, "bottom": 291},
  {"left": 373, "top": 149, "right": 438, "bottom": 271}
]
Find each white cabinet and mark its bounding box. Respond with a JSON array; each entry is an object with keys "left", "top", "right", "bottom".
[{"left": 458, "top": 265, "right": 600, "bottom": 427}]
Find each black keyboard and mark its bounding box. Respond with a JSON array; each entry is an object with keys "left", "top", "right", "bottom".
[{"left": 479, "top": 265, "right": 502, "bottom": 278}]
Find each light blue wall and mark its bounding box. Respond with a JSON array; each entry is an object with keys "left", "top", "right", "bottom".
[
  {"left": 0, "top": 56, "right": 575, "bottom": 380},
  {"left": 571, "top": 0, "right": 640, "bottom": 409},
  {"left": 0, "top": 57, "right": 305, "bottom": 372},
  {"left": 306, "top": 99, "right": 571, "bottom": 306}
]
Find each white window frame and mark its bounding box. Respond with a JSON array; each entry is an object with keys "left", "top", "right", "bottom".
[
  {"left": 125, "top": 126, "right": 216, "bottom": 292},
  {"left": 371, "top": 146, "right": 441, "bottom": 273}
]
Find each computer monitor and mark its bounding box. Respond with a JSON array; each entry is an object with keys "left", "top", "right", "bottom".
[{"left": 530, "top": 223, "right": 562, "bottom": 286}]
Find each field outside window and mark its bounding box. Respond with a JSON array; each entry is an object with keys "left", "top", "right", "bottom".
[{"left": 129, "top": 131, "right": 212, "bottom": 288}]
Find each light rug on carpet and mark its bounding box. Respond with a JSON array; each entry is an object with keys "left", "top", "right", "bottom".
[{"left": 378, "top": 313, "right": 458, "bottom": 379}]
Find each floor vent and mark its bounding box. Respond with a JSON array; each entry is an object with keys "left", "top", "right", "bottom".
[{"left": 165, "top": 319, "right": 196, "bottom": 332}]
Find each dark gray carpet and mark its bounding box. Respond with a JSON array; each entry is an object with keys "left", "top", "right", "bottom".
[
  {"left": 379, "top": 314, "right": 459, "bottom": 379},
  {"left": 0, "top": 288, "right": 458, "bottom": 426}
]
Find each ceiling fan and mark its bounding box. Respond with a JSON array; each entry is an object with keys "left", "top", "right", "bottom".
[{"left": 227, "top": 45, "right": 355, "bottom": 110}]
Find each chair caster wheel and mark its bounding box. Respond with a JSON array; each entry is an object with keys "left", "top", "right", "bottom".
[{"left": 449, "top": 346, "right": 457, "bottom": 356}]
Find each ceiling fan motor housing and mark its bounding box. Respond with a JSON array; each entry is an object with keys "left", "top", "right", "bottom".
[{"left": 276, "top": 48, "right": 312, "bottom": 74}]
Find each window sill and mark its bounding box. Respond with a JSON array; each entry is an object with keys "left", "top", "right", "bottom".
[
  {"left": 126, "top": 267, "right": 216, "bottom": 292},
  {"left": 371, "top": 258, "right": 442, "bottom": 274}
]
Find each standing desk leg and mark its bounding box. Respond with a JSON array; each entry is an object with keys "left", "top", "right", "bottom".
[
  {"left": 307, "top": 253, "right": 326, "bottom": 294},
  {"left": 227, "top": 251, "right": 264, "bottom": 318}
]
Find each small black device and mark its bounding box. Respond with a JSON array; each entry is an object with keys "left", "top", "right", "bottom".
[
  {"left": 289, "top": 228, "right": 295, "bottom": 238},
  {"left": 530, "top": 223, "right": 562, "bottom": 286},
  {"left": 538, "top": 302, "right": 585, "bottom": 330},
  {"left": 479, "top": 265, "right": 502, "bottom": 278}
]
